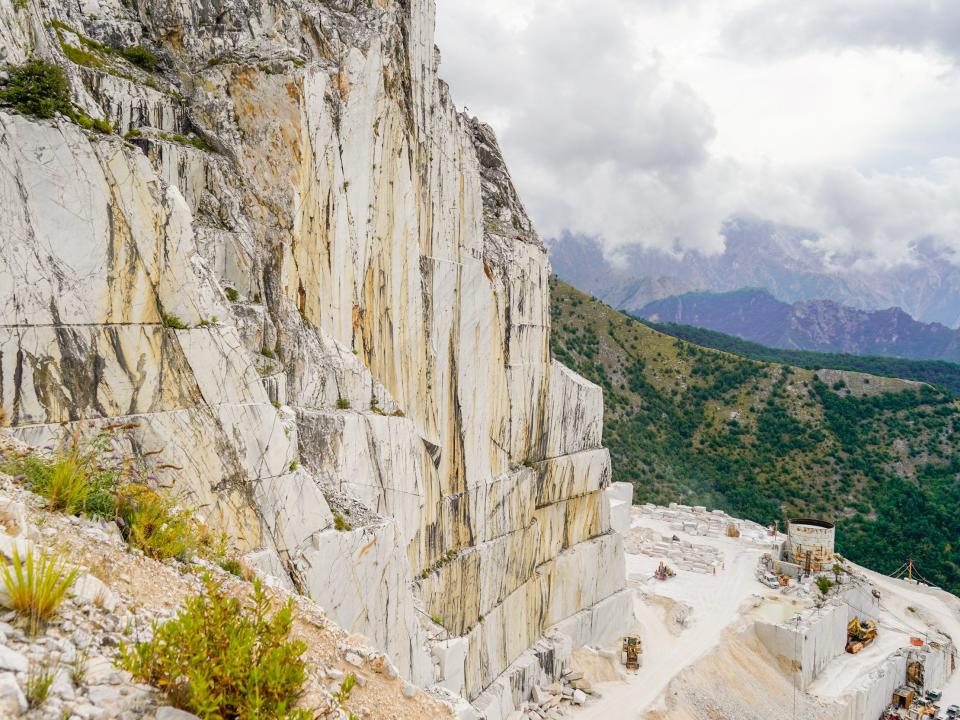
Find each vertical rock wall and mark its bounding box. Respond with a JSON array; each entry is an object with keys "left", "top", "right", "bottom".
[{"left": 0, "top": 0, "right": 628, "bottom": 709}]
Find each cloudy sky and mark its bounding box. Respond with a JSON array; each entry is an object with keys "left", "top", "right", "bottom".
[{"left": 435, "top": 0, "right": 960, "bottom": 269}]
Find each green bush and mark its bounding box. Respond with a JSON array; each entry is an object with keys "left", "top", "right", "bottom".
[
  {"left": 161, "top": 313, "right": 188, "bottom": 329},
  {"left": 224, "top": 287, "right": 239, "bottom": 302},
  {"left": 0, "top": 60, "right": 72, "bottom": 118},
  {"left": 3, "top": 429, "right": 216, "bottom": 563},
  {"left": 331, "top": 673, "right": 359, "bottom": 720},
  {"left": 336, "top": 398, "right": 350, "bottom": 410},
  {"left": 120, "top": 45, "right": 158, "bottom": 71},
  {"left": 815, "top": 576, "right": 833, "bottom": 596},
  {"left": 118, "top": 576, "right": 311, "bottom": 719},
  {"left": 2, "top": 434, "right": 118, "bottom": 518},
  {"left": 116, "top": 485, "right": 199, "bottom": 561}
]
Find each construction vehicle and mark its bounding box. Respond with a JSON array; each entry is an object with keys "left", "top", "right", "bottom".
[
  {"left": 621, "top": 636, "right": 641, "bottom": 670},
  {"left": 654, "top": 561, "right": 676, "bottom": 580},
  {"left": 846, "top": 617, "right": 878, "bottom": 654}
]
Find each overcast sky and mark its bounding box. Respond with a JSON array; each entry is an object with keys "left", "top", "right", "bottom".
[{"left": 435, "top": 0, "right": 960, "bottom": 269}]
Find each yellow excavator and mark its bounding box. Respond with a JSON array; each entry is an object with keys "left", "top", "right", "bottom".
[
  {"left": 846, "top": 617, "right": 878, "bottom": 654},
  {"left": 622, "top": 636, "right": 641, "bottom": 670}
]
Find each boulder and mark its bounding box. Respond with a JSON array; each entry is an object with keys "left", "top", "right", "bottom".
[
  {"left": 0, "top": 672, "right": 26, "bottom": 716},
  {"left": 0, "top": 646, "right": 27, "bottom": 673},
  {"left": 156, "top": 708, "right": 201, "bottom": 720}
]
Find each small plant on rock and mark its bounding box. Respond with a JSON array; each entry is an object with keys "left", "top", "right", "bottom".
[
  {"left": 120, "top": 45, "right": 158, "bottom": 71},
  {"left": 0, "top": 59, "right": 72, "bottom": 118},
  {"left": 1, "top": 547, "right": 79, "bottom": 635},
  {"left": 116, "top": 485, "right": 198, "bottom": 562},
  {"left": 161, "top": 312, "right": 188, "bottom": 330},
  {"left": 70, "top": 646, "right": 89, "bottom": 686},
  {"left": 331, "top": 673, "right": 359, "bottom": 720},
  {"left": 24, "top": 660, "right": 56, "bottom": 709},
  {"left": 332, "top": 512, "right": 352, "bottom": 532},
  {"left": 815, "top": 575, "right": 833, "bottom": 597},
  {"left": 336, "top": 397, "right": 350, "bottom": 410},
  {"left": 118, "top": 576, "right": 311, "bottom": 719},
  {"left": 2, "top": 428, "right": 122, "bottom": 518}
]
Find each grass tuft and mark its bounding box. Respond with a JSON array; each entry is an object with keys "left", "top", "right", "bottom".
[
  {"left": 1, "top": 547, "right": 79, "bottom": 635},
  {"left": 24, "top": 661, "right": 56, "bottom": 709},
  {"left": 70, "top": 646, "right": 89, "bottom": 686},
  {"left": 120, "top": 45, "right": 158, "bottom": 71},
  {"left": 161, "top": 313, "right": 188, "bottom": 329},
  {"left": 332, "top": 512, "right": 352, "bottom": 532}
]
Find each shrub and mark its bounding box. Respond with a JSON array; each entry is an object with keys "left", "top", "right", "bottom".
[
  {"left": 0, "top": 60, "right": 72, "bottom": 118},
  {"left": 331, "top": 673, "right": 359, "bottom": 719},
  {"left": 2, "top": 436, "right": 117, "bottom": 518},
  {"left": 117, "top": 485, "right": 198, "bottom": 562},
  {"left": 815, "top": 576, "right": 833, "bottom": 596},
  {"left": 92, "top": 117, "right": 112, "bottom": 133},
  {"left": 224, "top": 287, "right": 238, "bottom": 302},
  {"left": 118, "top": 576, "right": 311, "bottom": 719},
  {"left": 120, "top": 45, "right": 158, "bottom": 71},
  {"left": 75, "top": 113, "right": 112, "bottom": 133},
  {"left": 336, "top": 398, "right": 350, "bottom": 410},
  {"left": 219, "top": 558, "right": 243, "bottom": 577},
  {"left": 4, "top": 427, "right": 217, "bottom": 564},
  {"left": 1, "top": 547, "right": 79, "bottom": 635},
  {"left": 332, "top": 512, "right": 351, "bottom": 532},
  {"left": 161, "top": 313, "right": 188, "bottom": 329},
  {"left": 24, "top": 661, "right": 56, "bottom": 709}
]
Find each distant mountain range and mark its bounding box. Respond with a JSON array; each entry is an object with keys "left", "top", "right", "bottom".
[
  {"left": 636, "top": 288, "right": 960, "bottom": 362},
  {"left": 548, "top": 220, "right": 960, "bottom": 328}
]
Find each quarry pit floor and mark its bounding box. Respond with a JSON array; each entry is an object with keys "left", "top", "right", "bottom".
[{"left": 572, "top": 507, "right": 960, "bottom": 719}]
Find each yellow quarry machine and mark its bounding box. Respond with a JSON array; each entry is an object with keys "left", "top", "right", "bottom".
[
  {"left": 846, "top": 617, "right": 878, "bottom": 654},
  {"left": 622, "top": 636, "right": 641, "bottom": 670}
]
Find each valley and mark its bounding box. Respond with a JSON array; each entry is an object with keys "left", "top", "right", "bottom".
[{"left": 550, "top": 277, "right": 960, "bottom": 596}]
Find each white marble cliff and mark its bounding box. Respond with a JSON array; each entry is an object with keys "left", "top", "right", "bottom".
[{"left": 0, "top": 0, "right": 630, "bottom": 715}]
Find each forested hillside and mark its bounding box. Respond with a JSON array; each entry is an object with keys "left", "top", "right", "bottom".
[
  {"left": 551, "top": 278, "right": 960, "bottom": 594},
  {"left": 645, "top": 320, "right": 960, "bottom": 395}
]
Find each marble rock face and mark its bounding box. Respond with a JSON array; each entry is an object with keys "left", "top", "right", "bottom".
[{"left": 0, "top": 0, "right": 629, "bottom": 707}]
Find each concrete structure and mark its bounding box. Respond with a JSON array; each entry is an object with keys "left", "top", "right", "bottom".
[{"left": 788, "top": 518, "right": 836, "bottom": 572}]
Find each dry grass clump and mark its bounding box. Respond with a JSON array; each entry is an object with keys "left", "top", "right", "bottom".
[{"left": 1, "top": 546, "right": 78, "bottom": 635}]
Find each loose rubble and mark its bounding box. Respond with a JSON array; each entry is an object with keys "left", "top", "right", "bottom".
[{"left": 0, "top": 450, "right": 452, "bottom": 720}]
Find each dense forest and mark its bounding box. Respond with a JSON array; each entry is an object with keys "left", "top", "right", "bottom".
[
  {"left": 550, "top": 278, "right": 960, "bottom": 594},
  {"left": 644, "top": 320, "right": 960, "bottom": 395}
]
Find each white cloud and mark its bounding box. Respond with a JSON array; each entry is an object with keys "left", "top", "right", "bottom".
[
  {"left": 435, "top": 0, "right": 960, "bottom": 268},
  {"left": 721, "top": 0, "right": 960, "bottom": 62}
]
